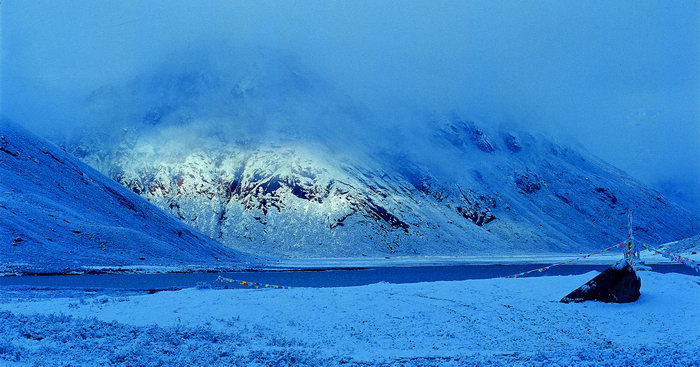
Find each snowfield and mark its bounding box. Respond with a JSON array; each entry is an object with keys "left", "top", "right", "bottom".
[{"left": 1, "top": 271, "right": 698, "bottom": 366}]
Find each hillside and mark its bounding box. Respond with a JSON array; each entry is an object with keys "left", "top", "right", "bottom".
[{"left": 0, "top": 119, "right": 259, "bottom": 274}]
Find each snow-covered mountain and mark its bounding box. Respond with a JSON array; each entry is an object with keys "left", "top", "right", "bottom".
[
  {"left": 0, "top": 119, "right": 258, "bottom": 273},
  {"left": 56, "top": 56, "right": 699, "bottom": 258},
  {"left": 63, "top": 120, "right": 699, "bottom": 258}
]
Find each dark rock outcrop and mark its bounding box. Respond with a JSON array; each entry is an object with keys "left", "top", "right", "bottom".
[
  {"left": 443, "top": 120, "right": 495, "bottom": 153},
  {"left": 456, "top": 188, "right": 497, "bottom": 226},
  {"left": 593, "top": 187, "right": 619, "bottom": 208},
  {"left": 560, "top": 261, "right": 641, "bottom": 303},
  {"left": 515, "top": 173, "right": 542, "bottom": 194},
  {"left": 503, "top": 134, "right": 522, "bottom": 153}
]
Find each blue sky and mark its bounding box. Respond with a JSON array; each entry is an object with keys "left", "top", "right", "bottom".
[{"left": 2, "top": 0, "right": 698, "bottom": 210}]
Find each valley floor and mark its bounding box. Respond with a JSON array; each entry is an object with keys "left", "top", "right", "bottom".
[
  {"left": 0, "top": 271, "right": 698, "bottom": 366},
  {"left": 272, "top": 247, "right": 700, "bottom": 270}
]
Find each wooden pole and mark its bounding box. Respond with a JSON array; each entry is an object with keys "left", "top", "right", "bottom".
[{"left": 627, "top": 211, "right": 640, "bottom": 266}]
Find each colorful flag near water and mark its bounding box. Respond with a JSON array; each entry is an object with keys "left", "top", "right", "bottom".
[
  {"left": 641, "top": 244, "right": 699, "bottom": 272},
  {"left": 216, "top": 276, "right": 293, "bottom": 289},
  {"left": 504, "top": 242, "right": 627, "bottom": 279}
]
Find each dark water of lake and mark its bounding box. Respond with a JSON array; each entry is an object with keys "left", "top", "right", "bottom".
[{"left": 0, "top": 264, "right": 695, "bottom": 292}]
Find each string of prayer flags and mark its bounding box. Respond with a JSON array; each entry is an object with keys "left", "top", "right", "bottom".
[
  {"left": 641, "top": 244, "right": 699, "bottom": 272},
  {"left": 216, "top": 276, "right": 293, "bottom": 289},
  {"left": 504, "top": 242, "right": 627, "bottom": 279}
]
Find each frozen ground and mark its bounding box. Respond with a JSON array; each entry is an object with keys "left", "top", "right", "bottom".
[{"left": 0, "top": 271, "right": 698, "bottom": 366}]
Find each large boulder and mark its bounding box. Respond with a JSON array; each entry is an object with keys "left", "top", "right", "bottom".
[{"left": 560, "top": 261, "right": 641, "bottom": 303}]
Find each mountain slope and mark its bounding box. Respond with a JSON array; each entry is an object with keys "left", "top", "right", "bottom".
[
  {"left": 64, "top": 117, "right": 699, "bottom": 258},
  {"left": 0, "top": 119, "right": 258, "bottom": 273}
]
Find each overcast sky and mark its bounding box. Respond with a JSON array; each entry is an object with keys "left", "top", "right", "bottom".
[{"left": 2, "top": 0, "right": 699, "bottom": 210}]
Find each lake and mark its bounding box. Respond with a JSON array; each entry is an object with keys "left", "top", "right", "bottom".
[{"left": 0, "top": 264, "right": 695, "bottom": 293}]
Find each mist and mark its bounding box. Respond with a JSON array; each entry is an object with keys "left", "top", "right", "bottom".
[{"left": 2, "top": 0, "right": 698, "bottom": 210}]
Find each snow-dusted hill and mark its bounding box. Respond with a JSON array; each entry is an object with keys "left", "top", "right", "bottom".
[
  {"left": 665, "top": 235, "right": 700, "bottom": 257},
  {"left": 56, "top": 56, "right": 699, "bottom": 258},
  {"left": 0, "top": 119, "right": 258, "bottom": 274}
]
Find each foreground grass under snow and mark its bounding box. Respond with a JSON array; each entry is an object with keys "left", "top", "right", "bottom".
[{"left": 0, "top": 271, "right": 698, "bottom": 366}]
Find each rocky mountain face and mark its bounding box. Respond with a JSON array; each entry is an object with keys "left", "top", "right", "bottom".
[
  {"left": 62, "top": 118, "right": 699, "bottom": 258},
  {"left": 0, "top": 119, "right": 258, "bottom": 273}
]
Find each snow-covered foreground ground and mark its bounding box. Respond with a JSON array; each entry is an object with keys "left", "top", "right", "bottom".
[{"left": 0, "top": 271, "right": 698, "bottom": 366}]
